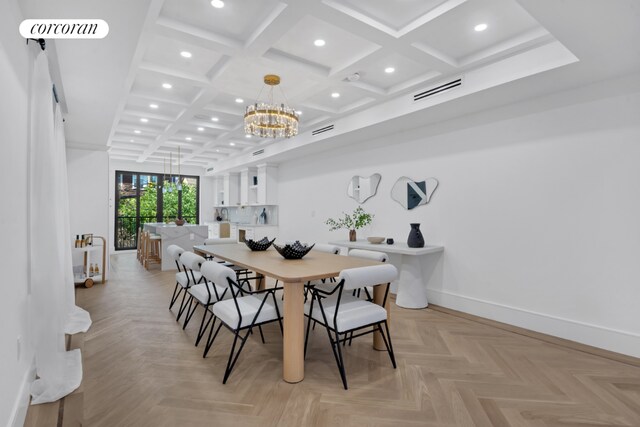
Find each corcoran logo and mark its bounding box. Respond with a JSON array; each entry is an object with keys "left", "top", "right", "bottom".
[{"left": 19, "top": 19, "right": 109, "bottom": 39}]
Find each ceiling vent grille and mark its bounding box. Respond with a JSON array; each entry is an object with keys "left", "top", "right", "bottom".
[
  {"left": 414, "top": 78, "right": 462, "bottom": 102},
  {"left": 312, "top": 124, "right": 334, "bottom": 136},
  {"left": 252, "top": 149, "right": 264, "bottom": 156}
]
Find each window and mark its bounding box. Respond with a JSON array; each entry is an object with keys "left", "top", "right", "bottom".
[{"left": 115, "top": 171, "right": 200, "bottom": 250}]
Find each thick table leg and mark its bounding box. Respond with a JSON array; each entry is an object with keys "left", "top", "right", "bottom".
[
  {"left": 395, "top": 255, "right": 428, "bottom": 309},
  {"left": 283, "top": 281, "right": 304, "bottom": 383},
  {"left": 373, "top": 284, "right": 390, "bottom": 351}
]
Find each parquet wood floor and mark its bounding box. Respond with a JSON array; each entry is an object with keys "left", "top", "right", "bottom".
[{"left": 25, "top": 253, "right": 640, "bottom": 426}]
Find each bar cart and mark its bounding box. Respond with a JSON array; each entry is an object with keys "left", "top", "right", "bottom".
[{"left": 72, "top": 235, "right": 107, "bottom": 288}]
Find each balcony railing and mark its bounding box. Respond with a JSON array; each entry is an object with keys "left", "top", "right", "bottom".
[{"left": 115, "top": 215, "right": 198, "bottom": 250}]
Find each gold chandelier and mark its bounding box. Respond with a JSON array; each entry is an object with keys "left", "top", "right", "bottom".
[{"left": 244, "top": 74, "right": 299, "bottom": 139}]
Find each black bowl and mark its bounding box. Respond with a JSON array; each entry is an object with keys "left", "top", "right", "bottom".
[
  {"left": 244, "top": 237, "right": 275, "bottom": 251},
  {"left": 273, "top": 241, "right": 315, "bottom": 259}
]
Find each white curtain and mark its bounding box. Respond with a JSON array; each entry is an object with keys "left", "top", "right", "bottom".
[{"left": 29, "top": 51, "right": 92, "bottom": 405}]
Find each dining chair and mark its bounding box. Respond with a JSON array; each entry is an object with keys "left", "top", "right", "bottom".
[
  {"left": 174, "top": 251, "right": 205, "bottom": 322},
  {"left": 304, "top": 264, "right": 398, "bottom": 390},
  {"left": 203, "top": 237, "right": 251, "bottom": 282},
  {"left": 182, "top": 260, "right": 233, "bottom": 347},
  {"left": 348, "top": 249, "right": 388, "bottom": 301},
  {"left": 201, "top": 261, "right": 283, "bottom": 384},
  {"left": 167, "top": 244, "right": 187, "bottom": 311},
  {"left": 306, "top": 244, "right": 342, "bottom": 295}
]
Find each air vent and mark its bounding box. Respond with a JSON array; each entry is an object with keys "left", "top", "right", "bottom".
[
  {"left": 312, "top": 124, "right": 334, "bottom": 136},
  {"left": 252, "top": 149, "right": 264, "bottom": 156},
  {"left": 194, "top": 114, "right": 209, "bottom": 120},
  {"left": 206, "top": 167, "right": 214, "bottom": 172},
  {"left": 413, "top": 78, "right": 462, "bottom": 102}
]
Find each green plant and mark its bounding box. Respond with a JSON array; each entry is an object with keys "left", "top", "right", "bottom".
[{"left": 325, "top": 206, "right": 374, "bottom": 231}]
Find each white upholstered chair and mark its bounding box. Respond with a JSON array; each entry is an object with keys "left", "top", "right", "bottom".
[
  {"left": 304, "top": 264, "right": 398, "bottom": 389},
  {"left": 202, "top": 261, "right": 283, "bottom": 384},
  {"left": 348, "top": 249, "right": 388, "bottom": 300},
  {"left": 174, "top": 251, "right": 205, "bottom": 322}
]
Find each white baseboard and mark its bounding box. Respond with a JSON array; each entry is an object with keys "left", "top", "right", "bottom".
[
  {"left": 426, "top": 289, "right": 640, "bottom": 358},
  {"left": 9, "top": 360, "right": 35, "bottom": 427}
]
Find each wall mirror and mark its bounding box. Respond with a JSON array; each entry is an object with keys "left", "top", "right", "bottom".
[
  {"left": 347, "top": 173, "right": 381, "bottom": 203},
  {"left": 391, "top": 176, "right": 438, "bottom": 209}
]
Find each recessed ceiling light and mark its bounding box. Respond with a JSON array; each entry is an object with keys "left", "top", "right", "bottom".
[
  {"left": 210, "top": 0, "right": 224, "bottom": 8},
  {"left": 216, "top": 149, "right": 220, "bottom": 152},
  {"left": 162, "top": 83, "right": 172, "bottom": 89},
  {"left": 130, "top": 139, "right": 134, "bottom": 143},
  {"left": 140, "top": 118, "right": 148, "bottom": 123},
  {"left": 180, "top": 51, "right": 192, "bottom": 58},
  {"left": 331, "top": 92, "right": 340, "bottom": 98},
  {"left": 149, "top": 103, "right": 159, "bottom": 109},
  {"left": 245, "top": 134, "right": 251, "bottom": 138},
  {"left": 185, "top": 137, "right": 192, "bottom": 141},
  {"left": 197, "top": 127, "right": 204, "bottom": 131},
  {"left": 134, "top": 130, "right": 141, "bottom": 134},
  {"left": 235, "top": 98, "right": 244, "bottom": 103},
  {"left": 211, "top": 117, "right": 219, "bottom": 122},
  {"left": 384, "top": 67, "right": 395, "bottom": 74},
  {"left": 229, "top": 142, "right": 235, "bottom": 146},
  {"left": 474, "top": 23, "right": 488, "bottom": 32},
  {"left": 314, "top": 39, "right": 326, "bottom": 47}
]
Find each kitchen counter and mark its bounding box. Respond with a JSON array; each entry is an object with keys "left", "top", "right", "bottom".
[{"left": 143, "top": 223, "right": 208, "bottom": 270}]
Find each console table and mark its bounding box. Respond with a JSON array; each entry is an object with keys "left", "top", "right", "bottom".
[{"left": 329, "top": 240, "right": 444, "bottom": 309}]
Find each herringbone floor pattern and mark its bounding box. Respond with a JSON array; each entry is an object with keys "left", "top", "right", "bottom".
[{"left": 27, "top": 253, "right": 640, "bottom": 426}]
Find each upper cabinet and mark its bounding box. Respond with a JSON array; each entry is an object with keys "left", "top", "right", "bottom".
[
  {"left": 213, "top": 165, "right": 277, "bottom": 207},
  {"left": 215, "top": 172, "right": 239, "bottom": 206},
  {"left": 240, "top": 167, "right": 258, "bottom": 206},
  {"left": 257, "top": 164, "right": 278, "bottom": 205}
]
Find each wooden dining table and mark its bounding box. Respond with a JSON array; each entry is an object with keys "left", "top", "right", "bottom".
[{"left": 193, "top": 243, "right": 389, "bottom": 383}]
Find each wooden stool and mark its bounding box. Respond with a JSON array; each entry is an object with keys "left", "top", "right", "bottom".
[{"left": 143, "top": 231, "right": 161, "bottom": 269}]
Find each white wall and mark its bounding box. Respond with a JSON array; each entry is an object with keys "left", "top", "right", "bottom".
[
  {"left": 277, "top": 80, "right": 640, "bottom": 357},
  {"left": 107, "top": 160, "right": 211, "bottom": 252},
  {"left": 67, "top": 149, "right": 110, "bottom": 241},
  {"left": 0, "top": 1, "right": 35, "bottom": 425}
]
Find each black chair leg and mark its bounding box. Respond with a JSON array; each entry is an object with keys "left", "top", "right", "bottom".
[
  {"left": 182, "top": 297, "right": 198, "bottom": 329},
  {"left": 176, "top": 288, "right": 189, "bottom": 321},
  {"left": 195, "top": 309, "right": 213, "bottom": 347},
  {"left": 169, "top": 283, "right": 182, "bottom": 309},
  {"left": 203, "top": 319, "right": 223, "bottom": 358},
  {"left": 223, "top": 328, "right": 252, "bottom": 384},
  {"left": 258, "top": 325, "right": 266, "bottom": 344},
  {"left": 334, "top": 330, "right": 348, "bottom": 390},
  {"left": 382, "top": 321, "right": 397, "bottom": 368}
]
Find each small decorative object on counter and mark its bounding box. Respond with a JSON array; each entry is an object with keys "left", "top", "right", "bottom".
[
  {"left": 259, "top": 208, "right": 268, "bottom": 224},
  {"left": 244, "top": 237, "right": 276, "bottom": 251},
  {"left": 367, "top": 236, "right": 385, "bottom": 244},
  {"left": 273, "top": 241, "right": 315, "bottom": 259},
  {"left": 386, "top": 238, "right": 394, "bottom": 245},
  {"left": 407, "top": 223, "right": 425, "bottom": 248},
  {"left": 325, "top": 206, "right": 373, "bottom": 242},
  {"left": 175, "top": 217, "right": 185, "bottom": 226},
  {"left": 215, "top": 208, "right": 222, "bottom": 221}
]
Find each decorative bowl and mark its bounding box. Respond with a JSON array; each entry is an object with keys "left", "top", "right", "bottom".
[
  {"left": 273, "top": 241, "right": 315, "bottom": 259},
  {"left": 244, "top": 237, "right": 275, "bottom": 251},
  {"left": 367, "top": 236, "right": 385, "bottom": 244}
]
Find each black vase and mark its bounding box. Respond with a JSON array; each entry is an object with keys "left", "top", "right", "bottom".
[{"left": 407, "top": 223, "right": 424, "bottom": 248}]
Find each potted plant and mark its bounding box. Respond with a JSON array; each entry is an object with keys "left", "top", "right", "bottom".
[{"left": 325, "top": 206, "right": 374, "bottom": 241}]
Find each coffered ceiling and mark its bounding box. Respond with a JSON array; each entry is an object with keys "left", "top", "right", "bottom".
[
  {"left": 104, "top": 0, "right": 563, "bottom": 167},
  {"left": 18, "top": 0, "right": 640, "bottom": 170}
]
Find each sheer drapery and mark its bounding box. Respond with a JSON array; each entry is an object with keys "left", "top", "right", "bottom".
[{"left": 29, "top": 52, "right": 91, "bottom": 405}]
